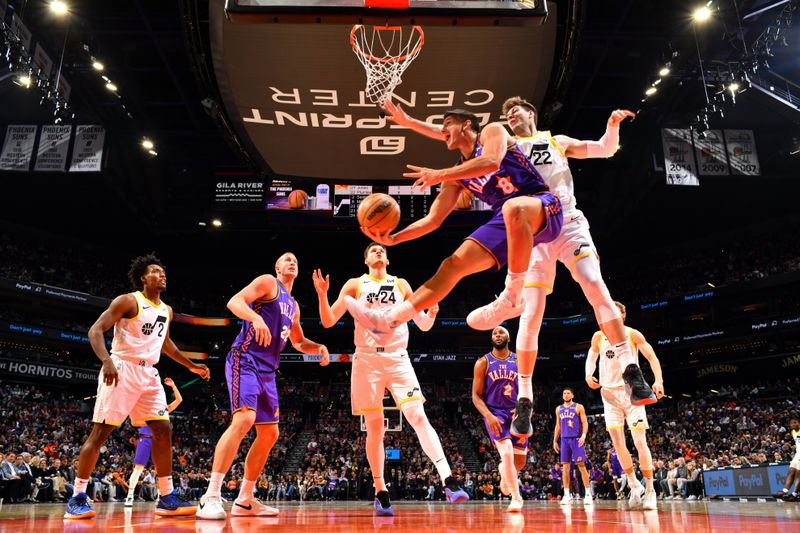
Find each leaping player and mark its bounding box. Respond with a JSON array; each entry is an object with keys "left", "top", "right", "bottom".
[
  {"left": 125, "top": 377, "right": 183, "bottom": 506},
  {"left": 344, "top": 104, "right": 564, "bottom": 441},
  {"left": 65, "top": 254, "right": 210, "bottom": 519},
  {"left": 553, "top": 388, "right": 592, "bottom": 506},
  {"left": 196, "top": 253, "right": 330, "bottom": 520},
  {"left": 313, "top": 242, "right": 469, "bottom": 516},
  {"left": 471, "top": 326, "right": 526, "bottom": 512},
  {"left": 585, "top": 301, "right": 664, "bottom": 510},
  {"left": 464, "top": 96, "right": 655, "bottom": 437}
]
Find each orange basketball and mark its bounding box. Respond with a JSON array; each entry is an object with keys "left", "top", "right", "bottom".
[
  {"left": 357, "top": 193, "right": 400, "bottom": 233},
  {"left": 457, "top": 190, "right": 474, "bottom": 210},
  {"left": 288, "top": 189, "right": 308, "bottom": 209}
]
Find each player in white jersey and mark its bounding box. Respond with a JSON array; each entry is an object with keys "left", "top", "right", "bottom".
[
  {"left": 584, "top": 301, "right": 664, "bottom": 510},
  {"left": 313, "top": 242, "right": 469, "bottom": 515},
  {"left": 466, "top": 96, "right": 655, "bottom": 438},
  {"left": 64, "top": 254, "right": 210, "bottom": 520},
  {"left": 775, "top": 417, "right": 800, "bottom": 501}
]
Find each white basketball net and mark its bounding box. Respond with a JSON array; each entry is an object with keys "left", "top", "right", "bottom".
[{"left": 350, "top": 25, "right": 424, "bottom": 107}]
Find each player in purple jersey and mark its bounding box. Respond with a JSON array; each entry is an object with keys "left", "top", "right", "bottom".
[
  {"left": 608, "top": 448, "right": 627, "bottom": 498},
  {"left": 553, "top": 388, "right": 592, "bottom": 506},
  {"left": 471, "top": 327, "right": 526, "bottom": 512},
  {"left": 344, "top": 101, "right": 563, "bottom": 433},
  {"left": 197, "top": 253, "right": 330, "bottom": 520},
  {"left": 125, "top": 377, "right": 183, "bottom": 506}
]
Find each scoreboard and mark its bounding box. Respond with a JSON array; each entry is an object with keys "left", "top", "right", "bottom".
[{"left": 333, "top": 184, "right": 433, "bottom": 220}]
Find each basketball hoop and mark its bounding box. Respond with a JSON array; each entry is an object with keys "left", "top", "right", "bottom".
[{"left": 350, "top": 24, "right": 424, "bottom": 107}]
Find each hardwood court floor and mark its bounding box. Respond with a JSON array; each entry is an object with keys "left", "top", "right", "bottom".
[{"left": 1, "top": 499, "right": 799, "bottom": 532}]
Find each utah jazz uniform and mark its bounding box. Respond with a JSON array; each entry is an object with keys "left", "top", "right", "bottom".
[
  {"left": 558, "top": 403, "right": 587, "bottom": 464},
  {"left": 226, "top": 281, "right": 296, "bottom": 424},
  {"left": 92, "top": 291, "right": 171, "bottom": 427},
  {"left": 481, "top": 351, "right": 528, "bottom": 453},
  {"left": 517, "top": 131, "right": 599, "bottom": 293},
  {"left": 350, "top": 274, "right": 424, "bottom": 415},
  {"left": 598, "top": 328, "right": 648, "bottom": 430},
  {"left": 791, "top": 429, "right": 800, "bottom": 470},
  {"left": 458, "top": 139, "right": 563, "bottom": 269}
]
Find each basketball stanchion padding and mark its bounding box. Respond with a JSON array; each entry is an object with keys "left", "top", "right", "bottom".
[{"left": 365, "top": 0, "right": 410, "bottom": 8}]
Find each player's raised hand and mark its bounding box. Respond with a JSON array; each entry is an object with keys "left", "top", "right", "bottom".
[
  {"left": 405, "top": 164, "right": 444, "bottom": 190},
  {"left": 163, "top": 377, "right": 175, "bottom": 387},
  {"left": 360, "top": 226, "right": 396, "bottom": 246},
  {"left": 486, "top": 413, "right": 502, "bottom": 437},
  {"left": 652, "top": 380, "right": 665, "bottom": 399},
  {"left": 318, "top": 345, "right": 330, "bottom": 367},
  {"left": 426, "top": 303, "right": 439, "bottom": 319},
  {"left": 383, "top": 99, "right": 412, "bottom": 127},
  {"left": 253, "top": 315, "right": 272, "bottom": 347},
  {"left": 312, "top": 269, "right": 330, "bottom": 294},
  {"left": 101, "top": 359, "right": 119, "bottom": 387},
  {"left": 608, "top": 109, "right": 635, "bottom": 127},
  {"left": 585, "top": 375, "right": 601, "bottom": 390},
  {"left": 191, "top": 364, "right": 211, "bottom": 381}
]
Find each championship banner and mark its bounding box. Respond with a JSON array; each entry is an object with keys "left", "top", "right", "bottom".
[
  {"left": 34, "top": 124, "right": 72, "bottom": 172},
  {"left": 0, "top": 358, "right": 99, "bottom": 384},
  {"left": 69, "top": 125, "right": 105, "bottom": 172},
  {"left": 724, "top": 129, "right": 760, "bottom": 176},
  {"left": 692, "top": 129, "right": 729, "bottom": 175},
  {"left": 0, "top": 125, "right": 37, "bottom": 171},
  {"left": 11, "top": 14, "right": 32, "bottom": 50},
  {"left": 661, "top": 128, "right": 699, "bottom": 186},
  {"left": 33, "top": 43, "right": 54, "bottom": 79}
]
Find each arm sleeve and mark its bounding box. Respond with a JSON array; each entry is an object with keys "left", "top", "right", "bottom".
[
  {"left": 585, "top": 348, "right": 600, "bottom": 378},
  {"left": 585, "top": 123, "right": 620, "bottom": 158},
  {"left": 412, "top": 310, "right": 435, "bottom": 332}
]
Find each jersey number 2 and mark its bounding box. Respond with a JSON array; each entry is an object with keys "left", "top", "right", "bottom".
[{"left": 503, "top": 384, "right": 514, "bottom": 398}]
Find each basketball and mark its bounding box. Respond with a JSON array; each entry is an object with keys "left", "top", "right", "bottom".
[
  {"left": 357, "top": 193, "right": 401, "bottom": 233},
  {"left": 288, "top": 189, "right": 308, "bottom": 209},
  {"left": 457, "top": 190, "right": 474, "bottom": 210}
]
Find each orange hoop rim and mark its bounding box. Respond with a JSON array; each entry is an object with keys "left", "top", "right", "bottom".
[{"left": 350, "top": 24, "right": 425, "bottom": 64}]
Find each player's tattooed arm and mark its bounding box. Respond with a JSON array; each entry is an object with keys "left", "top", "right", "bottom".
[
  {"left": 632, "top": 328, "right": 664, "bottom": 399},
  {"left": 88, "top": 294, "right": 138, "bottom": 387},
  {"left": 228, "top": 274, "right": 278, "bottom": 347},
  {"left": 289, "top": 304, "right": 330, "bottom": 366}
]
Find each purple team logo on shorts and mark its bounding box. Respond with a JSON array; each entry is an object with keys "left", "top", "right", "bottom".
[{"left": 560, "top": 437, "right": 587, "bottom": 464}]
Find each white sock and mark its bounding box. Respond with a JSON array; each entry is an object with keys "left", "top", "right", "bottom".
[
  {"left": 613, "top": 340, "right": 635, "bottom": 367},
  {"left": 626, "top": 473, "right": 642, "bottom": 490},
  {"left": 157, "top": 476, "right": 174, "bottom": 496},
  {"left": 782, "top": 488, "right": 789, "bottom": 494},
  {"left": 238, "top": 478, "right": 256, "bottom": 500},
  {"left": 518, "top": 374, "right": 533, "bottom": 401},
  {"left": 504, "top": 271, "right": 526, "bottom": 305},
  {"left": 127, "top": 465, "right": 144, "bottom": 498},
  {"left": 500, "top": 456, "right": 520, "bottom": 500},
  {"left": 387, "top": 300, "right": 416, "bottom": 326},
  {"left": 74, "top": 478, "right": 89, "bottom": 496},
  {"left": 206, "top": 472, "right": 225, "bottom": 498}
]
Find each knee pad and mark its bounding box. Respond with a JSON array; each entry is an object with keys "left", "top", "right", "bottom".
[{"left": 518, "top": 287, "right": 546, "bottom": 351}]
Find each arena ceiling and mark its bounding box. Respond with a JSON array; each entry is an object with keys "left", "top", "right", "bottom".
[{"left": 1, "top": 0, "right": 799, "bottom": 252}]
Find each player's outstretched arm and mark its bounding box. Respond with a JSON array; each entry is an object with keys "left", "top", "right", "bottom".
[
  {"left": 471, "top": 357, "right": 501, "bottom": 436},
  {"left": 164, "top": 377, "right": 183, "bottom": 412},
  {"left": 313, "top": 271, "right": 358, "bottom": 328},
  {"left": 378, "top": 181, "right": 461, "bottom": 246},
  {"left": 162, "top": 310, "right": 211, "bottom": 380},
  {"left": 88, "top": 294, "right": 138, "bottom": 387},
  {"left": 585, "top": 331, "right": 602, "bottom": 390},
  {"left": 405, "top": 123, "right": 508, "bottom": 190},
  {"left": 631, "top": 328, "right": 664, "bottom": 399},
  {"left": 383, "top": 99, "right": 446, "bottom": 142},
  {"left": 554, "top": 109, "right": 634, "bottom": 160},
  {"left": 289, "top": 305, "right": 330, "bottom": 366}
]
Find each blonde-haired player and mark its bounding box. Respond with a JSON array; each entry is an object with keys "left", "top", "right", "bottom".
[
  {"left": 585, "top": 301, "right": 664, "bottom": 510},
  {"left": 313, "top": 242, "right": 469, "bottom": 516}
]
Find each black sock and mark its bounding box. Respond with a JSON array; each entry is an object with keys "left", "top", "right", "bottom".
[{"left": 376, "top": 490, "right": 391, "bottom": 508}]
